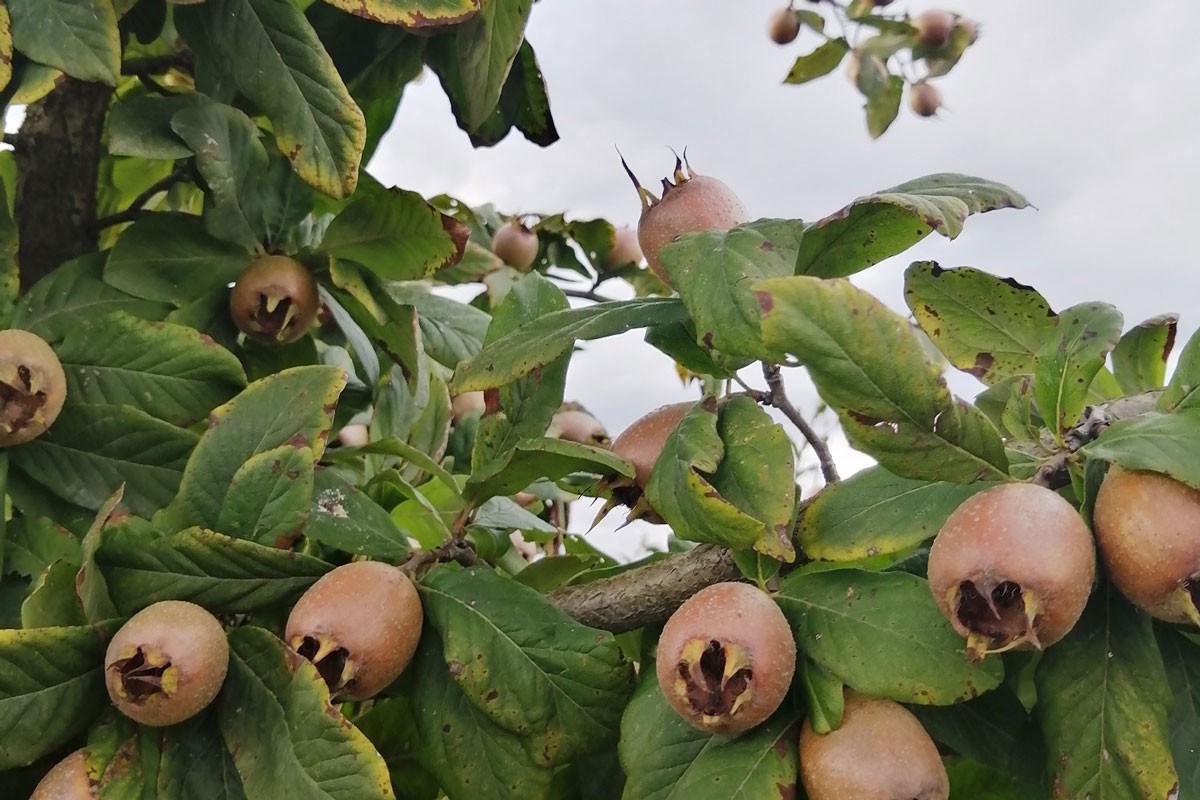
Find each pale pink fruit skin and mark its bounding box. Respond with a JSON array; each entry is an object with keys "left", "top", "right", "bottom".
[
  {"left": 914, "top": 9, "right": 955, "bottom": 49},
  {"left": 638, "top": 176, "right": 749, "bottom": 286},
  {"left": 451, "top": 391, "right": 485, "bottom": 423},
  {"left": 768, "top": 8, "right": 801, "bottom": 45},
  {"left": 1093, "top": 466, "right": 1200, "bottom": 623},
  {"left": 611, "top": 402, "right": 694, "bottom": 489},
  {"left": 910, "top": 82, "right": 942, "bottom": 117},
  {"left": 927, "top": 483, "right": 1095, "bottom": 649},
  {"left": 606, "top": 226, "right": 644, "bottom": 267},
  {"left": 30, "top": 749, "right": 93, "bottom": 800},
  {"left": 286, "top": 561, "right": 423, "bottom": 701},
  {"left": 104, "top": 600, "right": 230, "bottom": 727},
  {"left": 337, "top": 423, "right": 370, "bottom": 447},
  {"left": 655, "top": 581, "right": 796, "bottom": 734},
  {"left": 800, "top": 693, "right": 949, "bottom": 800},
  {"left": 0, "top": 329, "right": 67, "bottom": 446},
  {"left": 547, "top": 408, "right": 609, "bottom": 445},
  {"left": 491, "top": 221, "right": 539, "bottom": 269}
]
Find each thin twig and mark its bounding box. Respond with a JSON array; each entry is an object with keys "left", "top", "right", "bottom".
[
  {"left": 762, "top": 363, "right": 840, "bottom": 484},
  {"left": 135, "top": 73, "right": 174, "bottom": 97},
  {"left": 121, "top": 54, "right": 194, "bottom": 76},
  {"left": 2, "top": 133, "right": 19, "bottom": 149},
  {"left": 561, "top": 287, "right": 616, "bottom": 303},
  {"left": 93, "top": 167, "right": 190, "bottom": 231}
]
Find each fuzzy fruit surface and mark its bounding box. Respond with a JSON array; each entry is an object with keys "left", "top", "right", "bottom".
[
  {"left": 800, "top": 692, "right": 949, "bottom": 800},
  {"left": 928, "top": 482, "right": 1094, "bottom": 660},
  {"left": 491, "top": 221, "right": 539, "bottom": 269},
  {"left": 910, "top": 82, "right": 941, "bottom": 117},
  {"left": 105, "top": 600, "right": 229, "bottom": 727},
  {"left": 914, "top": 9, "right": 955, "bottom": 49},
  {"left": 451, "top": 390, "right": 485, "bottom": 423},
  {"left": 1093, "top": 466, "right": 1200, "bottom": 624},
  {"left": 30, "top": 749, "right": 92, "bottom": 800},
  {"left": 547, "top": 407, "right": 609, "bottom": 446},
  {"left": 606, "top": 225, "right": 643, "bottom": 267},
  {"left": 286, "top": 561, "right": 423, "bottom": 701},
  {"left": 611, "top": 401, "right": 693, "bottom": 490},
  {"left": 639, "top": 175, "right": 748, "bottom": 286},
  {"left": 768, "top": 8, "right": 801, "bottom": 44},
  {"left": 655, "top": 581, "right": 796, "bottom": 734},
  {"left": 0, "top": 329, "right": 67, "bottom": 446},
  {"left": 229, "top": 255, "right": 320, "bottom": 345}
]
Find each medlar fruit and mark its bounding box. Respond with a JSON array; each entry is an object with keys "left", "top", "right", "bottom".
[
  {"left": 913, "top": 9, "right": 955, "bottom": 49},
  {"left": 286, "top": 561, "right": 424, "bottom": 701},
  {"left": 30, "top": 749, "right": 92, "bottom": 800},
  {"left": 1093, "top": 465, "right": 1200, "bottom": 625},
  {"left": 105, "top": 600, "right": 229, "bottom": 727},
  {"left": 927, "top": 482, "right": 1094, "bottom": 661},
  {"left": 491, "top": 220, "right": 539, "bottom": 270},
  {"left": 768, "top": 8, "right": 801, "bottom": 45},
  {"left": 547, "top": 404, "right": 609, "bottom": 446},
  {"left": 451, "top": 390, "right": 486, "bottom": 423},
  {"left": 606, "top": 225, "right": 644, "bottom": 267},
  {"left": 229, "top": 255, "right": 320, "bottom": 345},
  {"left": 909, "top": 82, "right": 942, "bottom": 117},
  {"left": 800, "top": 692, "right": 949, "bottom": 800},
  {"left": 656, "top": 581, "right": 796, "bottom": 734},
  {"left": 0, "top": 329, "right": 66, "bottom": 447}
]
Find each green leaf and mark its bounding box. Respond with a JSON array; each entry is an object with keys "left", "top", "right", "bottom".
[
  {"left": 408, "top": 628, "right": 555, "bottom": 800},
  {"left": 1036, "top": 582, "right": 1177, "bottom": 800},
  {"left": 322, "top": 0, "right": 478, "bottom": 27},
  {"left": 170, "top": 101, "right": 272, "bottom": 251},
  {"left": 105, "top": 213, "right": 253, "bottom": 305},
  {"left": 447, "top": 0, "right": 532, "bottom": 129},
  {"left": 154, "top": 711, "right": 250, "bottom": 800},
  {"left": 1157, "top": 625, "right": 1200, "bottom": 799},
  {"left": 307, "top": 467, "right": 412, "bottom": 559},
  {"left": 217, "top": 626, "right": 394, "bottom": 800},
  {"left": 0, "top": 4, "right": 12, "bottom": 93},
  {"left": 1161, "top": 325, "right": 1200, "bottom": 413},
  {"left": 0, "top": 624, "right": 108, "bottom": 769},
  {"left": 450, "top": 298, "right": 688, "bottom": 392},
  {"left": 322, "top": 188, "right": 458, "bottom": 280},
  {"left": 465, "top": 437, "right": 632, "bottom": 503},
  {"left": 10, "top": 404, "right": 198, "bottom": 517},
  {"left": 904, "top": 263, "right": 1058, "bottom": 385},
  {"left": 910, "top": 685, "right": 1037, "bottom": 774},
  {"left": 796, "top": 175, "right": 1030, "bottom": 279},
  {"left": 8, "top": 0, "right": 119, "bottom": 84},
  {"left": 657, "top": 220, "right": 804, "bottom": 361},
  {"left": 783, "top": 37, "right": 849, "bottom": 84},
  {"left": 797, "top": 658, "right": 843, "bottom": 735},
  {"left": 57, "top": 311, "right": 247, "bottom": 427},
  {"left": 2, "top": 516, "right": 79, "bottom": 579},
  {"left": 757, "top": 275, "right": 1009, "bottom": 483},
  {"left": 1033, "top": 302, "right": 1123, "bottom": 440},
  {"left": 420, "top": 565, "right": 635, "bottom": 766},
  {"left": 1081, "top": 410, "right": 1200, "bottom": 489},
  {"left": 12, "top": 253, "right": 170, "bottom": 343},
  {"left": 21, "top": 559, "right": 86, "bottom": 628},
  {"left": 798, "top": 466, "right": 994, "bottom": 560},
  {"left": 96, "top": 525, "right": 330, "bottom": 615},
  {"left": 776, "top": 569, "right": 1003, "bottom": 704},
  {"left": 106, "top": 91, "right": 205, "bottom": 160},
  {"left": 864, "top": 73, "right": 902, "bottom": 139},
  {"left": 165, "top": 366, "right": 346, "bottom": 530},
  {"left": 644, "top": 319, "right": 745, "bottom": 379},
  {"left": 387, "top": 282, "right": 491, "bottom": 370},
  {"left": 76, "top": 488, "right": 122, "bottom": 622},
  {"left": 1112, "top": 313, "right": 1178, "bottom": 395},
  {"left": 216, "top": 445, "right": 314, "bottom": 547},
  {"left": 618, "top": 671, "right": 800, "bottom": 800},
  {"left": 175, "top": 0, "right": 366, "bottom": 198}
]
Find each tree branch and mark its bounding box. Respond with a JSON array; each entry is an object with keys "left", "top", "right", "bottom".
[
  {"left": 561, "top": 287, "right": 616, "bottom": 303},
  {"left": 93, "top": 166, "right": 191, "bottom": 231},
  {"left": 762, "top": 363, "right": 840, "bottom": 484},
  {"left": 550, "top": 543, "right": 743, "bottom": 633},
  {"left": 121, "top": 54, "right": 194, "bottom": 76}
]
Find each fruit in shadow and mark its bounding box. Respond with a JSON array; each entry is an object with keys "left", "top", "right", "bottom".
[
  {"left": 800, "top": 692, "right": 949, "bottom": 800},
  {"left": 229, "top": 255, "right": 320, "bottom": 345},
  {"left": 927, "top": 482, "right": 1094, "bottom": 662},
  {"left": 286, "top": 561, "right": 424, "bottom": 701},
  {"left": 547, "top": 404, "right": 609, "bottom": 446},
  {"left": 105, "top": 600, "right": 229, "bottom": 726},
  {"left": 655, "top": 581, "right": 796, "bottom": 734},
  {"left": 913, "top": 9, "right": 955, "bottom": 49},
  {"left": 0, "top": 329, "right": 66, "bottom": 446}
]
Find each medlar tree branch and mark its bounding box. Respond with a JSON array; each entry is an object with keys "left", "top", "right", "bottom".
[{"left": 762, "top": 363, "right": 840, "bottom": 484}]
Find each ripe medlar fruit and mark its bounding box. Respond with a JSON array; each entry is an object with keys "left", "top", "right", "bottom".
[
  {"left": 286, "top": 561, "right": 423, "bottom": 701},
  {"left": 913, "top": 9, "right": 955, "bottom": 49},
  {"left": 1093, "top": 466, "right": 1200, "bottom": 625},
  {"left": 229, "top": 255, "right": 320, "bottom": 344},
  {"left": 800, "top": 692, "right": 949, "bottom": 800},
  {"left": 491, "top": 219, "right": 539, "bottom": 270},
  {"left": 30, "top": 749, "right": 92, "bottom": 800},
  {"left": 768, "top": 8, "right": 801, "bottom": 45},
  {"left": 623, "top": 154, "right": 749, "bottom": 286},
  {"left": 909, "top": 82, "right": 942, "bottom": 117},
  {"left": 601, "top": 400, "right": 695, "bottom": 522},
  {"left": 547, "top": 404, "right": 609, "bottom": 446},
  {"left": 927, "top": 483, "right": 1094, "bottom": 661},
  {"left": 451, "top": 390, "right": 486, "bottom": 423},
  {"left": 656, "top": 581, "right": 796, "bottom": 734},
  {"left": 0, "top": 329, "right": 67, "bottom": 447},
  {"left": 606, "top": 225, "right": 644, "bottom": 267},
  {"left": 337, "top": 423, "right": 370, "bottom": 447},
  {"left": 105, "top": 600, "right": 230, "bottom": 727}
]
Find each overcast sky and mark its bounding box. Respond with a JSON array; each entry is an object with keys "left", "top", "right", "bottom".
[{"left": 369, "top": 1, "right": 1200, "bottom": 554}]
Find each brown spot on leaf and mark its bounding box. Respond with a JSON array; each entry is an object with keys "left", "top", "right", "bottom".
[
  {"left": 968, "top": 352, "right": 994, "bottom": 379},
  {"left": 756, "top": 291, "right": 773, "bottom": 313}
]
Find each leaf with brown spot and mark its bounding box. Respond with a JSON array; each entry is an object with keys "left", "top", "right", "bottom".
[{"left": 323, "top": 0, "right": 478, "bottom": 27}]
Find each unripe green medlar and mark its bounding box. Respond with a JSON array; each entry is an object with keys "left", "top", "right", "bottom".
[
  {"left": 229, "top": 255, "right": 320, "bottom": 344},
  {"left": 655, "top": 581, "right": 796, "bottom": 734},
  {"left": 0, "top": 329, "right": 66, "bottom": 447}
]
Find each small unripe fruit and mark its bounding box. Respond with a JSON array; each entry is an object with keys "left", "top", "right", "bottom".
[
  {"left": 655, "top": 581, "right": 796, "bottom": 734},
  {"left": 451, "top": 390, "right": 485, "bottom": 423},
  {"left": 105, "top": 601, "right": 229, "bottom": 726},
  {"left": 768, "top": 8, "right": 801, "bottom": 45},
  {"left": 913, "top": 9, "right": 955, "bottom": 49},
  {"left": 337, "top": 423, "right": 370, "bottom": 447},
  {"left": 928, "top": 483, "right": 1094, "bottom": 662},
  {"left": 230, "top": 255, "right": 320, "bottom": 345},
  {"left": 1093, "top": 466, "right": 1200, "bottom": 625},
  {"left": 605, "top": 226, "right": 644, "bottom": 267},
  {"left": 286, "top": 561, "right": 423, "bottom": 701},
  {"left": 909, "top": 82, "right": 942, "bottom": 117},
  {"left": 30, "top": 749, "right": 92, "bottom": 800},
  {"left": 547, "top": 406, "right": 609, "bottom": 446},
  {"left": 491, "top": 220, "right": 539, "bottom": 270},
  {"left": 0, "top": 329, "right": 67, "bottom": 446},
  {"left": 800, "top": 693, "right": 949, "bottom": 800},
  {"left": 612, "top": 402, "right": 693, "bottom": 490}
]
